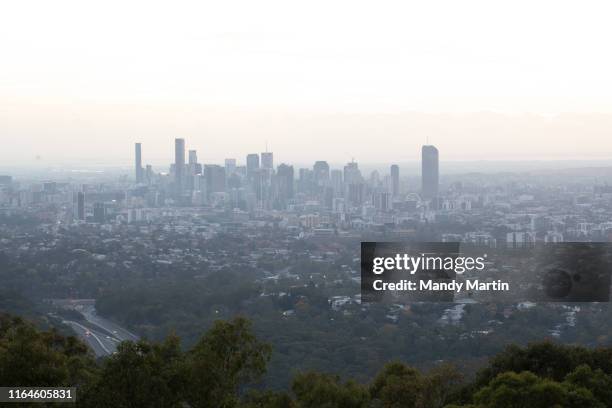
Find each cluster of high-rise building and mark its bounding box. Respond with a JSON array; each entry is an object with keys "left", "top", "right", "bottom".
[
  {"left": 3, "top": 141, "right": 612, "bottom": 247},
  {"left": 131, "top": 138, "right": 440, "bottom": 213}
]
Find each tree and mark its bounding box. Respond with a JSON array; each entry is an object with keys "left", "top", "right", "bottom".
[
  {"left": 369, "top": 362, "right": 422, "bottom": 408},
  {"left": 184, "top": 317, "right": 272, "bottom": 408},
  {"left": 240, "top": 390, "right": 296, "bottom": 408},
  {"left": 418, "top": 363, "right": 462, "bottom": 408},
  {"left": 0, "top": 314, "right": 96, "bottom": 387},
  {"left": 292, "top": 371, "right": 369, "bottom": 408},
  {"left": 472, "top": 371, "right": 602, "bottom": 408},
  {"left": 564, "top": 364, "right": 612, "bottom": 407},
  {"left": 80, "top": 335, "right": 185, "bottom": 407},
  {"left": 474, "top": 342, "right": 590, "bottom": 386}
]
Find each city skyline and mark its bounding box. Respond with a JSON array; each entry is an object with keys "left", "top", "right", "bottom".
[
  {"left": 119, "top": 137, "right": 427, "bottom": 212},
  {"left": 4, "top": 111, "right": 612, "bottom": 167},
  {"left": 133, "top": 138, "right": 419, "bottom": 181}
]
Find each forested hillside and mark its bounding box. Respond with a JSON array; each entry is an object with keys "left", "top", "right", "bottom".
[{"left": 2, "top": 313, "right": 612, "bottom": 407}]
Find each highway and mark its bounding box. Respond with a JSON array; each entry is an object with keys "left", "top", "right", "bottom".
[
  {"left": 61, "top": 302, "right": 138, "bottom": 358},
  {"left": 80, "top": 305, "right": 139, "bottom": 342},
  {"left": 64, "top": 320, "right": 118, "bottom": 357}
]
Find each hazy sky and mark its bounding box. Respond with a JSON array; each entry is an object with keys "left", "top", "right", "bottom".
[{"left": 2, "top": 1, "right": 612, "bottom": 166}]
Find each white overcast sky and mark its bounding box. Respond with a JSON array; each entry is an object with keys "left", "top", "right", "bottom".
[{"left": 2, "top": 0, "right": 612, "bottom": 165}]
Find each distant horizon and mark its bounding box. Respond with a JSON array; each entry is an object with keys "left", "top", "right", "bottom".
[
  {"left": 4, "top": 2, "right": 612, "bottom": 166},
  {"left": 4, "top": 109, "right": 612, "bottom": 167},
  {"left": 4, "top": 157, "right": 612, "bottom": 180},
  {"left": 4, "top": 157, "right": 612, "bottom": 167}
]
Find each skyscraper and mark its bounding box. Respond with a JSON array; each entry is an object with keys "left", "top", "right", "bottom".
[
  {"left": 76, "top": 191, "right": 85, "bottom": 221},
  {"left": 298, "top": 168, "right": 314, "bottom": 195},
  {"left": 313, "top": 161, "right": 330, "bottom": 184},
  {"left": 188, "top": 149, "right": 198, "bottom": 165},
  {"left": 225, "top": 158, "right": 236, "bottom": 176},
  {"left": 421, "top": 145, "right": 439, "bottom": 199},
  {"left": 343, "top": 161, "right": 362, "bottom": 185},
  {"left": 93, "top": 202, "right": 105, "bottom": 223},
  {"left": 246, "top": 154, "right": 260, "bottom": 178},
  {"left": 276, "top": 163, "right": 294, "bottom": 206},
  {"left": 390, "top": 164, "right": 399, "bottom": 197},
  {"left": 185, "top": 149, "right": 201, "bottom": 192},
  {"left": 330, "top": 169, "right": 343, "bottom": 196},
  {"left": 175, "top": 138, "right": 186, "bottom": 191},
  {"left": 135, "top": 143, "right": 143, "bottom": 183},
  {"left": 261, "top": 152, "right": 273, "bottom": 170},
  {"left": 374, "top": 191, "right": 392, "bottom": 212},
  {"left": 145, "top": 165, "right": 153, "bottom": 184},
  {"left": 204, "top": 165, "right": 226, "bottom": 196},
  {"left": 347, "top": 183, "right": 365, "bottom": 207}
]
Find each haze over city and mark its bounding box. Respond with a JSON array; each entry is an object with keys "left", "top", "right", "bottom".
[
  {"left": 5, "top": 2, "right": 612, "bottom": 406},
  {"left": 3, "top": 1, "right": 612, "bottom": 165}
]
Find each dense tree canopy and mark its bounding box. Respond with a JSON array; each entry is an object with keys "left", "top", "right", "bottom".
[
  {"left": 2, "top": 313, "right": 612, "bottom": 407},
  {"left": 0, "top": 313, "right": 96, "bottom": 388}
]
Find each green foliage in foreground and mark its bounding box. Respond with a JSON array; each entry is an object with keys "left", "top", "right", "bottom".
[{"left": 2, "top": 313, "right": 612, "bottom": 407}]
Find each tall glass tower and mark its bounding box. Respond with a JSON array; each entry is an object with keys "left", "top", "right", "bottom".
[
  {"left": 421, "top": 145, "right": 439, "bottom": 199},
  {"left": 135, "top": 143, "right": 143, "bottom": 183},
  {"left": 175, "top": 138, "right": 186, "bottom": 191}
]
